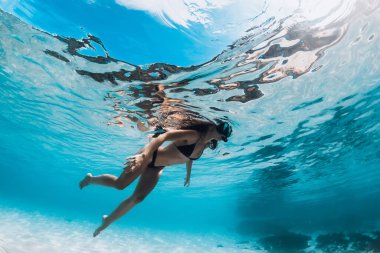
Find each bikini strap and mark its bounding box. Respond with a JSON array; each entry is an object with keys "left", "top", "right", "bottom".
[{"left": 148, "top": 150, "right": 158, "bottom": 167}]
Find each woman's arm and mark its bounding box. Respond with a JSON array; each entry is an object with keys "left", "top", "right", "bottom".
[
  {"left": 143, "top": 129, "right": 198, "bottom": 158},
  {"left": 127, "top": 129, "right": 199, "bottom": 170},
  {"left": 184, "top": 160, "right": 192, "bottom": 187}
]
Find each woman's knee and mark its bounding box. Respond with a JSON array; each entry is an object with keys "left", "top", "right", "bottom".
[
  {"left": 133, "top": 194, "right": 147, "bottom": 204},
  {"left": 115, "top": 181, "right": 127, "bottom": 190}
]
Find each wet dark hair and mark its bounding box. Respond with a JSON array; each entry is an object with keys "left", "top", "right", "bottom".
[
  {"left": 157, "top": 110, "right": 232, "bottom": 142},
  {"left": 157, "top": 109, "right": 213, "bottom": 130},
  {"left": 215, "top": 121, "right": 232, "bottom": 142}
]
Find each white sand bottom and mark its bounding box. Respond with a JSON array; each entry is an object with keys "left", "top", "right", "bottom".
[{"left": 0, "top": 207, "right": 259, "bottom": 253}]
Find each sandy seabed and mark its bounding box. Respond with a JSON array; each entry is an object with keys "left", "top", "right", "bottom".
[{"left": 0, "top": 208, "right": 258, "bottom": 253}]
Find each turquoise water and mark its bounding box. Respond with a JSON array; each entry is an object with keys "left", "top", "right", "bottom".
[{"left": 1, "top": 1, "right": 380, "bottom": 252}]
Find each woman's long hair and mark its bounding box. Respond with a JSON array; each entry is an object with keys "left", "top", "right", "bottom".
[
  {"left": 157, "top": 109, "right": 223, "bottom": 150},
  {"left": 157, "top": 109, "right": 215, "bottom": 131}
]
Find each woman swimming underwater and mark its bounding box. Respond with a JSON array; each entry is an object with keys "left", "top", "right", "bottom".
[{"left": 79, "top": 118, "right": 232, "bottom": 237}]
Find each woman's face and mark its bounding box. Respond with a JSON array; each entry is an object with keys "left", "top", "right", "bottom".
[
  {"left": 215, "top": 122, "right": 232, "bottom": 142},
  {"left": 212, "top": 128, "right": 227, "bottom": 142},
  {"left": 216, "top": 133, "right": 226, "bottom": 141}
]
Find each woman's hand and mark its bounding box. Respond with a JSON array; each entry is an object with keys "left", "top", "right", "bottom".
[
  {"left": 124, "top": 153, "right": 146, "bottom": 172},
  {"left": 184, "top": 160, "right": 192, "bottom": 187},
  {"left": 184, "top": 176, "right": 190, "bottom": 187}
]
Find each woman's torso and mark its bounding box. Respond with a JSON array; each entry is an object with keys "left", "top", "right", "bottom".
[{"left": 154, "top": 129, "right": 207, "bottom": 167}]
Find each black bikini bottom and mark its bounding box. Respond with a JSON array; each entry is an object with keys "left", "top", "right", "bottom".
[{"left": 147, "top": 150, "right": 164, "bottom": 170}]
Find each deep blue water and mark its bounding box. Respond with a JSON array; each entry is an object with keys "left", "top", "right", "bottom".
[{"left": 1, "top": 1, "right": 380, "bottom": 252}]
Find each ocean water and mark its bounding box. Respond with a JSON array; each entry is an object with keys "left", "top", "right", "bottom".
[{"left": 1, "top": 0, "right": 380, "bottom": 252}]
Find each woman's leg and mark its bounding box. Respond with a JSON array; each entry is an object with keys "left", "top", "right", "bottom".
[
  {"left": 80, "top": 146, "right": 156, "bottom": 190},
  {"left": 93, "top": 166, "right": 164, "bottom": 237},
  {"left": 79, "top": 165, "right": 143, "bottom": 190}
]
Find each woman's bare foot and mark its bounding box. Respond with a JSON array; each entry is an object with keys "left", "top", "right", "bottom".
[
  {"left": 93, "top": 215, "right": 108, "bottom": 237},
  {"left": 79, "top": 173, "right": 92, "bottom": 189}
]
